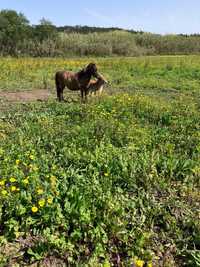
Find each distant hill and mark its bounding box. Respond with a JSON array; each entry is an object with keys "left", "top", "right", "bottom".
[
  {"left": 56, "top": 25, "right": 200, "bottom": 37},
  {"left": 57, "top": 25, "right": 143, "bottom": 34}
]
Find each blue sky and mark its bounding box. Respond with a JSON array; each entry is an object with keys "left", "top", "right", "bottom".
[{"left": 0, "top": 0, "right": 199, "bottom": 34}]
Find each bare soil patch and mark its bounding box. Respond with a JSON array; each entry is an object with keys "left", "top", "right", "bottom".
[{"left": 0, "top": 89, "right": 52, "bottom": 102}]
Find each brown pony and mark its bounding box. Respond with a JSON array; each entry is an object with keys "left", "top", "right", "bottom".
[{"left": 55, "top": 63, "right": 101, "bottom": 102}]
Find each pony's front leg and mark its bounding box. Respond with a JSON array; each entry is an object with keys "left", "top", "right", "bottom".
[
  {"left": 80, "top": 88, "right": 88, "bottom": 103},
  {"left": 80, "top": 89, "right": 84, "bottom": 102},
  {"left": 84, "top": 88, "right": 89, "bottom": 102}
]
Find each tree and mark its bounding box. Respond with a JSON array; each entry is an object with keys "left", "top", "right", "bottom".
[
  {"left": 33, "top": 18, "right": 57, "bottom": 41},
  {"left": 0, "top": 9, "right": 30, "bottom": 54}
]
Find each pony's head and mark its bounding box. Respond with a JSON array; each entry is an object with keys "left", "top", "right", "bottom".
[
  {"left": 96, "top": 73, "right": 108, "bottom": 85},
  {"left": 85, "top": 63, "right": 100, "bottom": 78}
]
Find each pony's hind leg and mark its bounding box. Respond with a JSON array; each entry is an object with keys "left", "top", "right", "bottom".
[
  {"left": 55, "top": 73, "right": 65, "bottom": 102},
  {"left": 80, "top": 89, "right": 85, "bottom": 103},
  {"left": 84, "top": 89, "right": 89, "bottom": 103}
]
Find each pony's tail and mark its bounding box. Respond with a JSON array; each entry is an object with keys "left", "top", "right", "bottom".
[{"left": 55, "top": 72, "right": 59, "bottom": 88}]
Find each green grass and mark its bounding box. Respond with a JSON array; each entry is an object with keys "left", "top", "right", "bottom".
[
  {"left": 0, "top": 56, "right": 200, "bottom": 266},
  {"left": 0, "top": 56, "right": 200, "bottom": 95}
]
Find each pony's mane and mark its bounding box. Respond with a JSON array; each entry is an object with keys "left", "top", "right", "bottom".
[{"left": 77, "top": 68, "right": 86, "bottom": 79}]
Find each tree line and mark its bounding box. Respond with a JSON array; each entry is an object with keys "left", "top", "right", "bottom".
[{"left": 0, "top": 9, "right": 200, "bottom": 57}]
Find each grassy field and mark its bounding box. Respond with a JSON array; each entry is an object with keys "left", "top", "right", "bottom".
[{"left": 0, "top": 56, "right": 199, "bottom": 266}]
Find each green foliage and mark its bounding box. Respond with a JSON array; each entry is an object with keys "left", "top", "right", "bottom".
[
  {"left": 0, "top": 9, "right": 56, "bottom": 56},
  {"left": 135, "top": 33, "right": 200, "bottom": 55},
  {"left": 0, "top": 9, "right": 30, "bottom": 55},
  {"left": 33, "top": 18, "right": 57, "bottom": 42}
]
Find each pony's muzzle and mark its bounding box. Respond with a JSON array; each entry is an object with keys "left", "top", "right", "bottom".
[
  {"left": 104, "top": 79, "right": 108, "bottom": 84},
  {"left": 97, "top": 73, "right": 108, "bottom": 83}
]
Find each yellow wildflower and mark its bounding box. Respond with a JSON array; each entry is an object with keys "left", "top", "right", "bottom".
[
  {"left": 22, "top": 177, "right": 29, "bottom": 184},
  {"left": 37, "top": 188, "right": 44, "bottom": 195},
  {"left": 103, "top": 260, "right": 110, "bottom": 267},
  {"left": 11, "top": 186, "right": 17, "bottom": 192},
  {"left": 16, "top": 159, "right": 20, "bottom": 165},
  {"left": 31, "top": 206, "right": 38, "bottom": 213},
  {"left": 38, "top": 199, "right": 45, "bottom": 207},
  {"left": 9, "top": 177, "right": 16, "bottom": 183},
  {"left": 47, "top": 197, "right": 53, "bottom": 204},
  {"left": 15, "top": 231, "right": 20, "bottom": 238},
  {"left": 55, "top": 190, "right": 60, "bottom": 196},
  {"left": 33, "top": 166, "right": 39, "bottom": 171},
  {"left": 134, "top": 259, "right": 145, "bottom": 267},
  {"left": 0, "top": 180, "right": 5, "bottom": 186},
  {"left": 1, "top": 190, "right": 8, "bottom": 196},
  {"left": 50, "top": 176, "right": 56, "bottom": 188},
  {"left": 52, "top": 165, "right": 57, "bottom": 170},
  {"left": 104, "top": 172, "right": 109, "bottom": 177},
  {"left": 50, "top": 175, "right": 56, "bottom": 181},
  {"left": 29, "top": 155, "right": 35, "bottom": 160}
]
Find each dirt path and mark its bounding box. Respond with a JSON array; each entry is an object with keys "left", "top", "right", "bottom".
[{"left": 0, "top": 89, "right": 52, "bottom": 102}]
